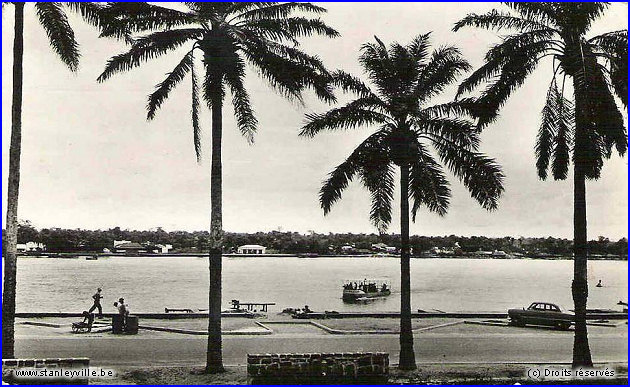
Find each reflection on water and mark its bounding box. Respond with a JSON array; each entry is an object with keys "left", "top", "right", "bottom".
[{"left": 12, "top": 256, "right": 628, "bottom": 313}]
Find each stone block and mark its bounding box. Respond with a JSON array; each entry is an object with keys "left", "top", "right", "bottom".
[
  {"left": 343, "top": 363, "right": 357, "bottom": 377},
  {"left": 247, "top": 364, "right": 262, "bottom": 376},
  {"left": 357, "top": 355, "right": 372, "bottom": 367}
]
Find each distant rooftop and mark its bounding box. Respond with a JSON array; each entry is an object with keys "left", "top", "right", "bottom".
[
  {"left": 115, "top": 242, "right": 144, "bottom": 250},
  {"left": 238, "top": 244, "right": 266, "bottom": 249}
]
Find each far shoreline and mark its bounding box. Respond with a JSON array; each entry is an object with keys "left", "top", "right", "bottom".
[{"left": 14, "top": 252, "right": 629, "bottom": 261}]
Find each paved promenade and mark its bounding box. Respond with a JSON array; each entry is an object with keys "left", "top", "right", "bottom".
[{"left": 15, "top": 318, "right": 627, "bottom": 367}]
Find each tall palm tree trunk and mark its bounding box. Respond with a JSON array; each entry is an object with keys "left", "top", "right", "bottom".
[
  {"left": 398, "top": 164, "right": 416, "bottom": 370},
  {"left": 2, "top": 2, "right": 25, "bottom": 360},
  {"left": 206, "top": 95, "right": 225, "bottom": 373},
  {"left": 571, "top": 81, "right": 593, "bottom": 367}
]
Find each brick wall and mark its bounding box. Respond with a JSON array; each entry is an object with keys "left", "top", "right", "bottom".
[
  {"left": 247, "top": 352, "right": 388, "bottom": 383},
  {"left": 2, "top": 358, "right": 90, "bottom": 385}
]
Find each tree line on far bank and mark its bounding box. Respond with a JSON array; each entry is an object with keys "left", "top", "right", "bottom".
[{"left": 5, "top": 222, "right": 627, "bottom": 258}]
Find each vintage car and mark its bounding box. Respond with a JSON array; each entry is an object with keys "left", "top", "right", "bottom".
[{"left": 508, "top": 302, "right": 573, "bottom": 330}]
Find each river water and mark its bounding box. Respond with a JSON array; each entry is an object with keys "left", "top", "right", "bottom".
[{"left": 12, "top": 256, "right": 627, "bottom": 314}]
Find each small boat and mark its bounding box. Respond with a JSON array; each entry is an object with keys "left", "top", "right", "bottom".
[
  {"left": 85, "top": 255, "right": 98, "bottom": 260},
  {"left": 297, "top": 253, "right": 319, "bottom": 258},
  {"left": 343, "top": 279, "right": 391, "bottom": 303}
]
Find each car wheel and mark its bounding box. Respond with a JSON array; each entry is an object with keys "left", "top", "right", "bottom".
[{"left": 558, "top": 322, "right": 571, "bottom": 331}]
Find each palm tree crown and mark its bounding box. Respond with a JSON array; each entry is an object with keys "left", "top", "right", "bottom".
[
  {"left": 97, "top": 2, "right": 338, "bottom": 156},
  {"left": 2, "top": 2, "right": 103, "bottom": 71},
  {"left": 453, "top": 1, "right": 627, "bottom": 368},
  {"left": 453, "top": 2, "right": 627, "bottom": 180},
  {"left": 301, "top": 34, "right": 504, "bottom": 231}
]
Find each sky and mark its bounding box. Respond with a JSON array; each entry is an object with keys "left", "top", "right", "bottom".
[{"left": 1, "top": 2, "right": 628, "bottom": 239}]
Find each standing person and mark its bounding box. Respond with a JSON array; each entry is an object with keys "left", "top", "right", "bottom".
[
  {"left": 117, "top": 298, "right": 128, "bottom": 331},
  {"left": 88, "top": 288, "right": 103, "bottom": 318}
]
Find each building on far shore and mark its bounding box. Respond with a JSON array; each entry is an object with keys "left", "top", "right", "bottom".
[
  {"left": 17, "top": 241, "right": 45, "bottom": 252},
  {"left": 154, "top": 244, "right": 173, "bottom": 254},
  {"left": 371, "top": 243, "right": 397, "bottom": 253},
  {"left": 237, "top": 244, "right": 267, "bottom": 254},
  {"left": 114, "top": 242, "right": 146, "bottom": 255}
]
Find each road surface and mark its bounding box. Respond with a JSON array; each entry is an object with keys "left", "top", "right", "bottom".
[{"left": 15, "top": 323, "right": 627, "bottom": 367}]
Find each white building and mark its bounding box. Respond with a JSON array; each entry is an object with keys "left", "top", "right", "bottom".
[
  {"left": 113, "top": 240, "right": 132, "bottom": 248},
  {"left": 154, "top": 244, "right": 173, "bottom": 254},
  {"left": 372, "top": 243, "right": 397, "bottom": 253},
  {"left": 237, "top": 244, "right": 267, "bottom": 254},
  {"left": 16, "top": 241, "right": 45, "bottom": 252}
]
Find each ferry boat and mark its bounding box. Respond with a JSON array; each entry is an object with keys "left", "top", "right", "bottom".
[{"left": 342, "top": 279, "right": 391, "bottom": 303}]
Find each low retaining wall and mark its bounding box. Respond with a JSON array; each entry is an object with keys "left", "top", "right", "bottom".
[
  {"left": 15, "top": 312, "right": 254, "bottom": 319},
  {"left": 2, "top": 358, "right": 89, "bottom": 385},
  {"left": 247, "top": 352, "right": 388, "bottom": 383}
]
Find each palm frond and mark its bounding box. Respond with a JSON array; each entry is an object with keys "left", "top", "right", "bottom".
[
  {"left": 551, "top": 95, "right": 572, "bottom": 181},
  {"left": 35, "top": 2, "right": 80, "bottom": 71},
  {"left": 223, "top": 2, "right": 278, "bottom": 16},
  {"left": 360, "top": 160, "right": 395, "bottom": 233},
  {"left": 535, "top": 79, "right": 559, "bottom": 180},
  {"left": 456, "top": 32, "right": 555, "bottom": 102},
  {"left": 415, "top": 45, "right": 471, "bottom": 103},
  {"left": 319, "top": 131, "right": 389, "bottom": 215},
  {"left": 502, "top": 2, "right": 559, "bottom": 28},
  {"left": 473, "top": 40, "right": 550, "bottom": 127},
  {"left": 64, "top": 2, "right": 104, "bottom": 28},
  {"left": 407, "top": 33, "right": 432, "bottom": 61},
  {"left": 484, "top": 30, "right": 557, "bottom": 63},
  {"left": 242, "top": 40, "right": 335, "bottom": 104},
  {"left": 576, "top": 128, "right": 608, "bottom": 180},
  {"left": 147, "top": 50, "right": 194, "bottom": 120},
  {"left": 99, "top": 2, "right": 196, "bottom": 40},
  {"left": 224, "top": 55, "right": 258, "bottom": 143},
  {"left": 415, "top": 116, "right": 481, "bottom": 151},
  {"left": 573, "top": 43, "right": 627, "bottom": 157},
  {"left": 409, "top": 144, "right": 451, "bottom": 219},
  {"left": 235, "top": 2, "right": 327, "bottom": 21},
  {"left": 244, "top": 38, "right": 328, "bottom": 73},
  {"left": 98, "top": 28, "right": 202, "bottom": 82},
  {"left": 300, "top": 97, "right": 389, "bottom": 137},
  {"left": 330, "top": 70, "right": 376, "bottom": 98},
  {"left": 360, "top": 38, "right": 400, "bottom": 99},
  {"left": 590, "top": 30, "right": 628, "bottom": 107},
  {"left": 420, "top": 98, "right": 485, "bottom": 121},
  {"left": 454, "top": 9, "right": 555, "bottom": 32},
  {"left": 191, "top": 63, "right": 201, "bottom": 163},
  {"left": 433, "top": 139, "right": 504, "bottom": 210},
  {"left": 240, "top": 17, "right": 339, "bottom": 41},
  {"left": 557, "top": 2, "right": 610, "bottom": 33}
]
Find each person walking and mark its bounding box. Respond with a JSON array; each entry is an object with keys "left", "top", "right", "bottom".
[{"left": 88, "top": 288, "right": 103, "bottom": 318}]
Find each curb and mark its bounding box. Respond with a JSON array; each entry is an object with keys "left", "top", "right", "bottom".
[{"left": 138, "top": 325, "right": 272, "bottom": 336}]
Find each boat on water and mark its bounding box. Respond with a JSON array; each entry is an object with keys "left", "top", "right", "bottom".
[
  {"left": 297, "top": 253, "right": 319, "bottom": 258},
  {"left": 85, "top": 255, "right": 98, "bottom": 260},
  {"left": 342, "top": 279, "right": 391, "bottom": 303}
]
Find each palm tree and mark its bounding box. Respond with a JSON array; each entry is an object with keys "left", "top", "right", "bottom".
[
  {"left": 96, "top": 2, "right": 338, "bottom": 373},
  {"left": 453, "top": 2, "right": 627, "bottom": 367},
  {"left": 2, "top": 1, "right": 102, "bottom": 359},
  {"left": 300, "top": 34, "right": 504, "bottom": 370}
]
